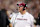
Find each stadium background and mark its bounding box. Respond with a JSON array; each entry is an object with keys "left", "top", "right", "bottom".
[{"left": 0, "top": 0, "right": 40, "bottom": 27}]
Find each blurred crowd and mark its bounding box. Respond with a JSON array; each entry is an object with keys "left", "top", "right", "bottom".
[
  {"left": 0, "top": 0, "right": 40, "bottom": 27},
  {"left": 0, "top": 0, "right": 40, "bottom": 16}
]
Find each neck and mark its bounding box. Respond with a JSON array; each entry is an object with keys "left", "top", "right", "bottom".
[{"left": 20, "top": 10, "right": 26, "bottom": 15}]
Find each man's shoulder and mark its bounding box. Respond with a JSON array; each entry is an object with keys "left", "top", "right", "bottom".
[
  {"left": 26, "top": 12, "right": 34, "bottom": 19},
  {"left": 11, "top": 12, "right": 19, "bottom": 17}
]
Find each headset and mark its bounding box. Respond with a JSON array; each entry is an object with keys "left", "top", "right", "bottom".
[{"left": 23, "top": 4, "right": 26, "bottom": 11}]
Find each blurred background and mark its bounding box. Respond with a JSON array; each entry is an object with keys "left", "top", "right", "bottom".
[{"left": 0, "top": 0, "right": 40, "bottom": 27}]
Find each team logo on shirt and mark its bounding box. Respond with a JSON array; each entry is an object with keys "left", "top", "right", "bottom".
[{"left": 16, "top": 18, "right": 27, "bottom": 21}]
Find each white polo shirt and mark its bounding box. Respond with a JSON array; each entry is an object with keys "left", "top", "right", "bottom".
[{"left": 10, "top": 12, "right": 34, "bottom": 27}]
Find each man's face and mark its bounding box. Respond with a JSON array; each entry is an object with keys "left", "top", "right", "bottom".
[{"left": 18, "top": 6, "right": 24, "bottom": 12}]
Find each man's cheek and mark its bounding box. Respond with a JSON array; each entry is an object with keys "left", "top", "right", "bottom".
[{"left": 20, "top": 8, "right": 23, "bottom": 10}]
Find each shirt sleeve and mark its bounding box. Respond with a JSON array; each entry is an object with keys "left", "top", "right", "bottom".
[
  {"left": 10, "top": 16, "right": 14, "bottom": 23},
  {"left": 10, "top": 14, "right": 16, "bottom": 27},
  {"left": 30, "top": 15, "right": 34, "bottom": 27},
  {"left": 10, "top": 14, "right": 16, "bottom": 24}
]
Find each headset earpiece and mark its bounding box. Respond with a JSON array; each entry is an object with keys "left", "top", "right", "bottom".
[{"left": 17, "top": 4, "right": 19, "bottom": 6}]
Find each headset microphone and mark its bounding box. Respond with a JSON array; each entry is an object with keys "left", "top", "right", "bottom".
[{"left": 23, "top": 4, "right": 26, "bottom": 11}]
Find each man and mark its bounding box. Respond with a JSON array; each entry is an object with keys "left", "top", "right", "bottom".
[
  {"left": 0, "top": 8, "right": 12, "bottom": 27},
  {"left": 10, "top": 2, "right": 34, "bottom": 27}
]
